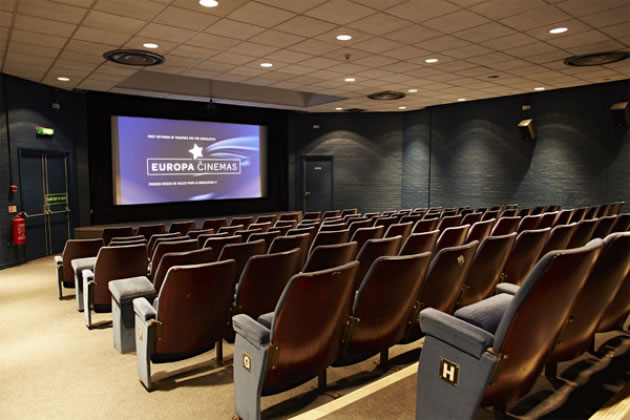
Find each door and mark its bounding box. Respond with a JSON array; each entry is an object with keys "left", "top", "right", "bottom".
[
  {"left": 302, "top": 156, "right": 333, "bottom": 212},
  {"left": 19, "top": 149, "right": 72, "bottom": 261}
]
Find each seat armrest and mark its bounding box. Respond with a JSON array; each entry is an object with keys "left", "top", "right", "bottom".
[
  {"left": 495, "top": 282, "right": 519, "bottom": 295},
  {"left": 82, "top": 269, "right": 94, "bottom": 282},
  {"left": 420, "top": 308, "right": 494, "bottom": 359},
  {"left": 109, "top": 276, "right": 155, "bottom": 304},
  {"left": 133, "top": 297, "right": 157, "bottom": 321},
  {"left": 454, "top": 293, "right": 513, "bottom": 335},
  {"left": 54, "top": 255, "right": 63, "bottom": 266},
  {"left": 257, "top": 312, "right": 273, "bottom": 329},
  {"left": 233, "top": 314, "right": 270, "bottom": 349}
]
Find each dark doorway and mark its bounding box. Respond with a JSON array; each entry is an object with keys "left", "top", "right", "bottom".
[
  {"left": 302, "top": 156, "right": 333, "bottom": 212},
  {"left": 19, "top": 149, "right": 72, "bottom": 261}
]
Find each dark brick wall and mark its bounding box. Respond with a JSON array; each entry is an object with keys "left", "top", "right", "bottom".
[{"left": 290, "top": 112, "right": 403, "bottom": 213}]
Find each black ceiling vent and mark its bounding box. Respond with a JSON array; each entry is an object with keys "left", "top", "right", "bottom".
[
  {"left": 103, "top": 49, "right": 165, "bottom": 66},
  {"left": 564, "top": 51, "right": 630, "bottom": 67},
  {"left": 367, "top": 90, "right": 406, "bottom": 101},
  {"left": 343, "top": 108, "right": 366, "bottom": 112}
]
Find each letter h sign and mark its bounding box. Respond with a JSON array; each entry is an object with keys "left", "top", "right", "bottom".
[{"left": 439, "top": 358, "right": 460, "bottom": 387}]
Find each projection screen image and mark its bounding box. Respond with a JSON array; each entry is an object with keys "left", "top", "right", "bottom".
[{"left": 111, "top": 115, "right": 267, "bottom": 205}]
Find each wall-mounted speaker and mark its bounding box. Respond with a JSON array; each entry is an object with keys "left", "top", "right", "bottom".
[
  {"left": 518, "top": 118, "right": 536, "bottom": 141},
  {"left": 610, "top": 102, "right": 629, "bottom": 126}
]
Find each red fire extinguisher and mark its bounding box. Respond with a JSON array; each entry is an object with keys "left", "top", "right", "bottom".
[{"left": 13, "top": 211, "right": 26, "bottom": 245}]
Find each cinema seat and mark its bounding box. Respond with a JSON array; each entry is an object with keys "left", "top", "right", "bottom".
[
  {"left": 517, "top": 208, "right": 532, "bottom": 217},
  {"left": 482, "top": 210, "right": 500, "bottom": 221},
  {"left": 255, "top": 215, "right": 277, "bottom": 225},
  {"left": 384, "top": 222, "right": 413, "bottom": 248},
  {"left": 399, "top": 214, "right": 423, "bottom": 225},
  {"left": 554, "top": 209, "right": 574, "bottom": 226},
  {"left": 354, "top": 236, "right": 402, "bottom": 291},
  {"left": 234, "top": 229, "right": 263, "bottom": 242},
  {"left": 309, "top": 229, "right": 351, "bottom": 255},
  {"left": 584, "top": 206, "right": 599, "bottom": 220},
  {"left": 457, "top": 233, "right": 517, "bottom": 308},
  {"left": 218, "top": 240, "right": 267, "bottom": 282},
  {"left": 147, "top": 232, "right": 181, "bottom": 257},
  {"left": 136, "top": 224, "right": 167, "bottom": 241},
  {"left": 219, "top": 225, "right": 245, "bottom": 235},
  {"left": 268, "top": 233, "right": 310, "bottom": 270},
  {"left": 187, "top": 228, "right": 214, "bottom": 240},
  {"left": 498, "top": 209, "right": 517, "bottom": 217},
  {"left": 466, "top": 219, "right": 495, "bottom": 243},
  {"left": 350, "top": 226, "right": 385, "bottom": 254},
  {"left": 372, "top": 216, "right": 398, "bottom": 233},
  {"left": 278, "top": 212, "right": 300, "bottom": 222},
  {"left": 611, "top": 213, "right": 630, "bottom": 233},
  {"left": 340, "top": 208, "right": 358, "bottom": 217},
  {"left": 203, "top": 235, "right": 242, "bottom": 256},
  {"left": 196, "top": 232, "right": 228, "bottom": 247},
  {"left": 232, "top": 261, "right": 358, "bottom": 420},
  {"left": 134, "top": 260, "right": 237, "bottom": 390},
  {"left": 231, "top": 216, "right": 254, "bottom": 229},
  {"left": 248, "top": 231, "right": 281, "bottom": 252},
  {"left": 348, "top": 219, "right": 373, "bottom": 238},
  {"left": 546, "top": 233, "right": 630, "bottom": 374},
  {"left": 168, "top": 220, "right": 196, "bottom": 235},
  {"left": 404, "top": 241, "right": 478, "bottom": 342},
  {"left": 608, "top": 201, "right": 625, "bottom": 216},
  {"left": 322, "top": 210, "right": 341, "bottom": 219},
  {"left": 437, "top": 215, "right": 462, "bottom": 231},
  {"left": 540, "top": 222, "right": 578, "bottom": 256},
  {"left": 108, "top": 248, "right": 215, "bottom": 353},
  {"left": 412, "top": 218, "right": 439, "bottom": 233},
  {"left": 490, "top": 217, "right": 520, "bottom": 236},
  {"left": 273, "top": 220, "right": 297, "bottom": 231},
  {"left": 287, "top": 226, "right": 316, "bottom": 248},
  {"left": 500, "top": 228, "right": 550, "bottom": 285},
  {"left": 149, "top": 239, "right": 198, "bottom": 275},
  {"left": 102, "top": 227, "right": 134, "bottom": 246},
  {"left": 416, "top": 240, "right": 603, "bottom": 419},
  {"left": 566, "top": 218, "right": 599, "bottom": 248},
  {"left": 434, "top": 225, "right": 470, "bottom": 254},
  {"left": 109, "top": 235, "right": 146, "bottom": 246},
  {"left": 597, "top": 272, "right": 630, "bottom": 333},
  {"left": 303, "top": 242, "right": 358, "bottom": 273},
  {"left": 591, "top": 215, "right": 617, "bottom": 239},
  {"left": 248, "top": 222, "right": 271, "bottom": 232},
  {"left": 516, "top": 214, "right": 542, "bottom": 233},
  {"left": 302, "top": 211, "right": 321, "bottom": 221},
  {"left": 570, "top": 207, "right": 588, "bottom": 223},
  {"left": 202, "top": 217, "right": 227, "bottom": 231},
  {"left": 319, "top": 222, "right": 346, "bottom": 232},
  {"left": 81, "top": 243, "right": 148, "bottom": 329},
  {"left": 461, "top": 212, "right": 483, "bottom": 226},
  {"left": 335, "top": 253, "right": 432, "bottom": 367},
  {"left": 399, "top": 230, "right": 439, "bottom": 256},
  {"left": 55, "top": 238, "right": 103, "bottom": 300},
  {"left": 538, "top": 211, "right": 559, "bottom": 229}
]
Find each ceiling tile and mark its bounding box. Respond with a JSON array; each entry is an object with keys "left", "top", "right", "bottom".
[
  {"left": 299, "top": 56, "right": 344, "bottom": 69},
  {"left": 381, "top": 61, "right": 422, "bottom": 73},
  {"left": 256, "top": 0, "right": 328, "bottom": 13},
  {"left": 5, "top": 51, "right": 55, "bottom": 66},
  {"left": 205, "top": 18, "right": 266, "bottom": 40},
  {"left": 504, "top": 42, "right": 561, "bottom": 58},
  {"left": 307, "top": 69, "right": 347, "bottom": 80},
  {"left": 186, "top": 33, "right": 241, "bottom": 51},
  {"left": 381, "top": 45, "right": 431, "bottom": 60},
  {"left": 14, "top": 14, "right": 76, "bottom": 37},
  {"left": 17, "top": 0, "right": 87, "bottom": 24},
  {"left": 600, "top": 22, "right": 630, "bottom": 39},
  {"left": 229, "top": 41, "right": 279, "bottom": 57},
  {"left": 466, "top": 52, "right": 515, "bottom": 65},
  {"left": 432, "top": 60, "right": 477, "bottom": 71},
  {"left": 278, "top": 64, "right": 318, "bottom": 75},
  {"left": 481, "top": 33, "right": 538, "bottom": 50},
  {"left": 555, "top": 0, "right": 629, "bottom": 17},
  {"left": 74, "top": 27, "right": 130, "bottom": 46},
  {"left": 51, "top": 0, "right": 93, "bottom": 7},
  {"left": 83, "top": 10, "right": 145, "bottom": 34},
  {"left": 124, "top": 36, "right": 178, "bottom": 53},
  {"left": 580, "top": 5, "right": 630, "bottom": 28},
  {"left": 490, "top": 58, "right": 533, "bottom": 71},
  {"left": 321, "top": 47, "right": 372, "bottom": 61},
  {"left": 0, "top": 0, "right": 16, "bottom": 12},
  {"left": 351, "top": 37, "right": 404, "bottom": 53},
  {"left": 264, "top": 49, "right": 313, "bottom": 64},
  {"left": 93, "top": 0, "right": 165, "bottom": 20},
  {"left": 548, "top": 30, "right": 610, "bottom": 49},
  {"left": 168, "top": 44, "right": 220, "bottom": 60},
  {"left": 210, "top": 51, "right": 257, "bottom": 65},
  {"left": 304, "top": 0, "right": 375, "bottom": 25},
  {"left": 8, "top": 42, "right": 59, "bottom": 59},
  {"left": 525, "top": 19, "right": 592, "bottom": 42},
  {"left": 347, "top": 13, "right": 413, "bottom": 36},
  {"left": 289, "top": 39, "right": 341, "bottom": 55},
  {"left": 171, "top": 0, "right": 250, "bottom": 18},
  {"left": 386, "top": 0, "right": 459, "bottom": 23},
  {"left": 566, "top": 39, "right": 624, "bottom": 55},
  {"left": 314, "top": 27, "right": 374, "bottom": 46},
  {"left": 154, "top": 6, "right": 220, "bottom": 31},
  {"left": 500, "top": 6, "right": 572, "bottom": 32},
  {"left": 211, "top": 73, "right": 248, "bottom": 83},
  {"left": 454, "top": 22, "right": 516, "bottom": 43},
  {"left": 0, "top": 11, "right": 11, "bottom": 28},
  {"left": 422, "top": 10, "right": 490, "bottom": 33},
  {"left": 181, "top": 68, "right": 220, "bottom": 79},
  {"left": 138, "top": 23, "right": 197, "bottom": 43},
  {"left": 11, "top": 29, "right": 67, "bottom": 48},
  {"left": 419, "top": 35, "right": 470, "bottom": 51},
  {"left": 470, "top": 0, "right": 548, "bottom": 20},
  {"left": 194, "top": 60, "right": 235, "bottom": 72},
  {"left": 250, "top": 29, "right": 305, "bottom": 48},
  {"left": 356, "top": 68, "right": 394, "bottom": 78},
  {"left": 228, "top": 2, "right": 295, "bottom": 27},
  {"left": 275, "top": 16, "right": 336, "bottom": 37},
  {"left": 352, "top": 55, "right": 398, "bottom": 67},
  {"left": 384, "top": 24, "right": 441, "bottom": 44},
  {"left": 378, "top": 73, "right": 416, "bottom": 83},
  {"left": 66, "top": 39, "right": 119, "bottom": 58}
]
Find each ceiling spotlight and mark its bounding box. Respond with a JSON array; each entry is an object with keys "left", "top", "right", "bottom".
[
  {"left": 534, "top": 87, "right": 545, "bottom": 91},
  {"left": 199, "top": 0, "right": 219, "bottom": 7},
  {"left": 408, "top": 89, "right": 418, "bottom": 93},
  {"left": 457, "top": 98, "right": 466, "bottom": 102},
  {"left": 425, "top": 58, "right": 439, "bottom": 63},
  {"left": 336, "top": 34, "right": 352, "bottom": 41},
  {"left": 344, "top": 77, "right": 356, "bottom": 82},
  {"left": 335, "top": 107, "right": 343, "bottom": 110},
  {"left": 57, "top": 77, "right": 70, "bottom": 81},
  {"left": 143, "top": 43, "right": 159, "bottom": 49},
  {"left": 398, "top": 106, "right": 407, "bottom": 110},
  {"left": 260, "top": 63, "right": 273, "bottom": 68},
  {"left": 549, "top": 27, "right": 568, "bottom": 34}
]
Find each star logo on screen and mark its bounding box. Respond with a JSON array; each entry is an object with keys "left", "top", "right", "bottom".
[{"left": 188, "top": 144, "right": 203, "bottom": 160}]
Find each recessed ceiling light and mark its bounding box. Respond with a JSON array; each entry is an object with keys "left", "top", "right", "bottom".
[
  {"left": 57, "top": 77, "right": 70, "bottom": 81},
  {"left": 425, "top": 58, "right": 439, "bottom": 63},
  {"left": 549, "top": 27, "right": 568, "bottom": 34},
  {"left": 335, "top": 107, "right": 343, "bottom": 110},
  {"left": 260, "top": 63, "right": 273, "bottom": 68},
  {"left": 398, "top": 106, "right": 407, "bottom": 110},
  {"left": 488, "top": 74, "right": 499, "bottom": 79},
  {"left": 534, "top": 87, "right": 545, "bottom": 91},
  {"left": 143, "top": 43, "right": 159, "bottom": 49},
  {"left": 199, "top": 0, "right": 219, "bottom": 7},
  {"left": 344, "top": 77, "right": 355, "bottom": 82},
  {"left": 336, "top": 34, "right": 352, "bottom": 41},
  {"left": 408, "top": 89, "right": 418, "bottom": 93},
  {"left": 457, "top": 98, "right": 466, "bottom": 102}
]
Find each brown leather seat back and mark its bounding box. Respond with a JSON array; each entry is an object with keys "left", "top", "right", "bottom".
[
  {"left": 584, "top": 206, "right": 599, "bottom": 219},
  {"left": 154, "top": 260, "right": 237, "bottom": 360},
  {"left": 551, "top": 233, "right": 630, "bottom": 362},
  {"left": 196, "top": 232, "right": 228, "bottom": 247},
  {"left": 531, "top": 206, "right": 545, "bottom": 215},
  {"left": 517, "top": 214, "right": 542, "bottom": 233},
  {"left": 569, "top": 207, "right": 587, "bottom": 223},
  {"left": 517, "top": 208, "right": 532, "bottom": 217},
  {"left": 413, "top": 218, "right": 439, "bottom": 233},
  {"left": 482, "top": 210, "right": 500, "bottom": 220},
  {"left": 202, "top": 218, "right": 227, "bottom": 231},
  {"left": 400, "top": 230, "right": 439, "bottom": 256},
  {"left": 372, "top": 216, "right": 398, "bottom": 232},
  {"left": 554, "top": 209, "right": 574, "bottom": 226},
  {"left": 218, "top": 240, "right": 266, "bottom": 281},
  {"left": 349, "top": 253, "right": 433, "bottom": 355},
  {"left": 264, "top": 261, "right": 358, "bottom": 392},
  {"left": 348, "top": 219, "right": 373, "bottom": 238},
  {"left": 319, "top": 223, "right": 346, "bottom": 232},
  {"left": 591, "top": 215, "right": 618, "bottom": 239},
  {"left": 567, "top": 218, "right": 599, "bottom": 248},
  {"left": 384, "top": 222, "right": 413, "bottom": 249},
  {"left": 355, "top": 236, "right": 402, "bottom": 291},
  {"left": 437, "top": 215, "right": 462, "bottom": 231},
  {"left": 61, "top": 238, "right": 103, "bottom": 285},
  {"left": 483, "top": 240, "right": 603, "bottom": 406},
  {"left": 491, "top": 217, "right": 521, "bottom": 236},
  {"left": 458, "top": 233, "right": 517, "bottom": 307},
  {"left": 435, "top": 225, "right": 470, "bottom": 254},
  {"left": 278, "top": 212, "right": 300, "bottom": 222},
  {"left": 218, "top": 225, "right": 244, "bottom": 235},
  {"left": 249, "top": 222, "right": 271, "bottom": 232},
  {"left": 148, "top": 233, "right": 181, "bottom": 256},
  {"left": 235, "top": 248, "right": 301, "bottom": 320},
  {"left": 350, "top": 226, "right": 384, "bottom": 254},
  {"left": 609, "top": 202, "right": 625, "bottom": 215},
  {"left": 538, "top": 211, "right": 559, "bottom": 229},
  {"left": 168, "top": 221, "right": 196, "bottom": 235},
  {"left": 597, "top": 270, "right": 630, "bottom": 332},
  {"left": 230, "top": 216, "right": 254, "bottom": 229},
  {"left": 187, "top": 228, "right": 214, "bottom": 240},
  {"left": 611, "top": 213, "right": 630, "bottom": 233},
  {"left": 461, "top": 212, "right": 483, "bottom": 226},
  {"left": 304, "top": 241, "right": 358, "bottom": 273},
  {"left": 399, "top": 214, "right": 423, "bottom": 225},
  {"left": 136, "top": 224, "right": 167, "bottom": 241},
  {"left": 274, "top": 220, "right": 298, "bottom": 230},
  {"left": 466, "top": 219, "right": 494, "bottom": 243},
  {"left": 546, "top": 204, "right": 561, "bottom": 212},
  {"left": 149, "top": 236, "right": 189, "bottom": 261},
  {"left": 309, "top": 229, "right": 351, "bottom": 255},
  {"left": 102, "top": 227, "right": 134, "bottom": 246},
  {"left": 151, "top": 239, "right": 198, "bottom": 270},
  {"left": 322, "top": 210, "right": 340, "bottom": 219},
  {"left": 269, "top": 233, "right": 310, "bottom": 269},
  {"left": 153, "top": 248, "right": 217, "bottom": 293},
  {"left": 109, "top": 235, "right": 146, "bottom": 247},
  {"left": 541, "top": 222, "right": 577, "bottom": 256},
  {"left": 234, "top": 229, "right": 263, "bottom": 242},
  {"left": 248, "top": 231, "right": 281, "bottom": 252},
  {"left": 340, "top": 208, "right": 358, "bottom": 217},
  {"left": 502, "top": 228, "right": 551, "bottom": 285},
  {"left": 499, "top": 209, "right": 518, "bottom": 217},
  {"left": 93, "top": 244, "right": 147, "bottom": 306},
  {"left": 302, "top": 211, "right": 321, "bottom": 220},
  {"left": 256, "top": 214, "right": 278, "bottom": 224}
]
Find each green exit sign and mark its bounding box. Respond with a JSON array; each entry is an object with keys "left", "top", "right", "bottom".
[
  {"left": 46, "top": 193, "right": 67, "bottom": 205},
  {"left": 36, "top": 126, "right": 54, "bottom": 136}
]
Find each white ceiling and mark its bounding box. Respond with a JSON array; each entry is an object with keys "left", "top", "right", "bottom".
[{"left": 1, "top": 0, "right": 629, "bottom": 112}]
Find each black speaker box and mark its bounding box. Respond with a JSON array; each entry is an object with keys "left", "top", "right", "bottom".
[
  {"left": 518, "top": 119, "right": 536, "bottom": 141},
  {"left": 610, "top": 102, "right": 630, "bottom": 126}
]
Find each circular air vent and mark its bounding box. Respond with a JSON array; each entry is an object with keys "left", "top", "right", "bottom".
[
  {"left": 564, "top": 51, "right": 630, "bottom": 67},
  {"left": 367, "top": 90, "right": 406, "bottom": 101},
  {"left": 103, "top": 49, "right": 165, "bottom": 66}
]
